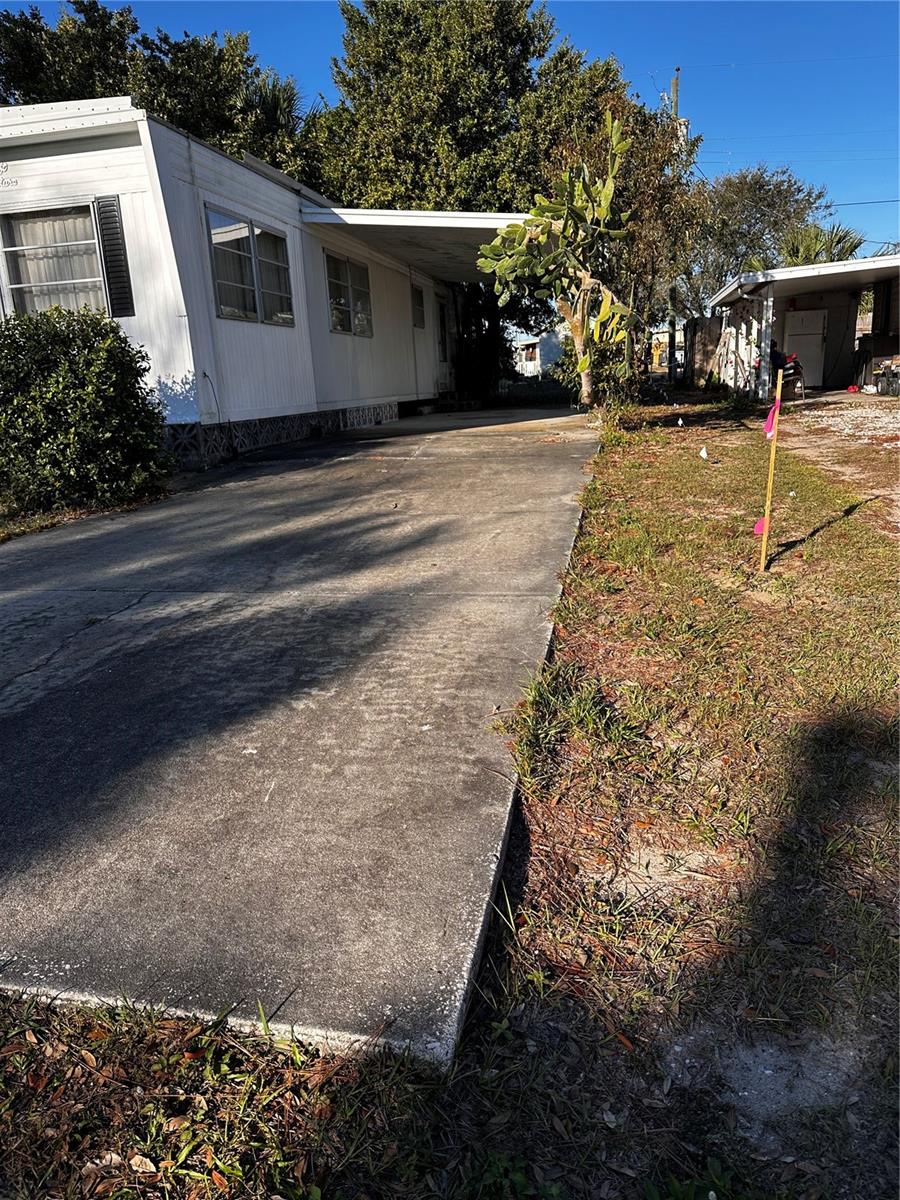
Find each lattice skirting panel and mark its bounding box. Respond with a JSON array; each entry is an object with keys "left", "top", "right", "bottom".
[{"left": 165, "top": 402, "right": 399, "bottom": 470}]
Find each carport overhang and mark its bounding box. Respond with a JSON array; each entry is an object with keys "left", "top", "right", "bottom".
[
  {"left": 300, "top": 207, "right": 526, "bottom": 283},
  {"left": 710, "top": 254, "right": 900, "bottom": 308}
]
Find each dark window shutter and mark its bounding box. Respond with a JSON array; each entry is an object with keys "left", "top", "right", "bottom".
[{"left": 96, "top": 196, "right": 135, "bottom": 317}]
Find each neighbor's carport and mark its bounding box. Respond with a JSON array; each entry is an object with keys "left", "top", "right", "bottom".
[{"left": 709, "top": 254, "right": 900, "bottom": 398}]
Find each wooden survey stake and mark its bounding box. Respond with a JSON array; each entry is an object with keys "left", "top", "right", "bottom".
[{"left": 758, "top": 368, "right": 784, "bottom": 573}]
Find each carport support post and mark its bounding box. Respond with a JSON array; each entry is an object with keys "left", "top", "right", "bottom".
[{"left": 758, "top": 286, "right": 774, "bottom": 401}]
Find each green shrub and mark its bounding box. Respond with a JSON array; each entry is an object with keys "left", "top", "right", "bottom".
[{"left": 0, "top": 306, "right": 167, "bottom": 513}]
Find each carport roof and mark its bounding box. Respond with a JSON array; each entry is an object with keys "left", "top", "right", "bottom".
[
  {"left": 710, "top": 254, "right": 900, "bottom": 308},
  {"left": 300, "top": 207, "right": 525, "bottom": 283}
]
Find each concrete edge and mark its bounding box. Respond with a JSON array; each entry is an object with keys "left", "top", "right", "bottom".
[{"left": 441, "top": 443, "right": 598, "bottom": 1060}]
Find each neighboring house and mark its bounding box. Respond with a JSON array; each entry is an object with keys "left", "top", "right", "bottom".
[
  {"left": 512, "top": 325, "right": 564, "bottom": 377},
  {"left": 708, "top": 255, "right": 900, "bottom": 398},
  {"left": 0, "top": 97, "right": 520, "bottom": 465},
  {"left": 649, "top": 324, "right": 684, "bottom": 371}
]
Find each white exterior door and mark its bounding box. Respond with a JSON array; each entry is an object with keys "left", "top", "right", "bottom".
[{"left": 784, "top": 309, "right": 826, "bottom": 387}]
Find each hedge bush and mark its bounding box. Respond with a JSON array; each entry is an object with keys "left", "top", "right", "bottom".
[{"left": 0, "top": 306, "right": 167, "bottom": 513}]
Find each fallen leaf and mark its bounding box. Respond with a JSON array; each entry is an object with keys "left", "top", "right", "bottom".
[
  {"left": 164, "top": 1114, "right": 190, "bottom": 1132},
  {"left": 211, "top": 1169, "right": 230, "bottom": 1191},
  {"left": 24, "top": 1029, "right": 38, "bottom": 1046},
  {"left": 81, "top": 1048, "right": 98, "bottom": 1069},
  {"left": 93, "top": 1181, "right": 123, "bottom": 1197},
  {"left": 633, "top": 818, "right": 653, "bottom": 830},
  {"left": 203, "top": 1146, "right": 214, "bottom": 1168},
  {"left": 690, "top": 596, "right": 705, "bottom": 606},
  {"left": 86, "top": 1028, "right": 111, "bottom": 1041},
  {"left": 129, "top": 1154, "right": 157, "bottom": 1174},
  {"left": 0, "top": 1042, "right": 28, "bottom": 1057},
  {"left": 616, "top": 1032, "right": 634, "bottom": 1052}
]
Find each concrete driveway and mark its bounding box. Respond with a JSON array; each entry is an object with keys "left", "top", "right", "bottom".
[{"left": 0, "top": 407, "right": 594, "bottom": 1062}]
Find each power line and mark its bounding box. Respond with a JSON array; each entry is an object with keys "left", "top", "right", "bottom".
[
  {"left": 826, "top": 199, "right": 900, "bottom": 207},
  {"left": 699, "top": 156, "right": 899, "bottom": 164},
  {"left": 650, "top": 54, "right": 898, "bottom": 70},
  {"left": 701, "top": 129, "right": 896, "bottom": 141}
]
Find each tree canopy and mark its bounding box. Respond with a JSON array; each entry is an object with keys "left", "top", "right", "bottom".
[
  {"left": 678, "top": 165, "right": 828, "bottom": 315},
  {"left": 0, "top": 0, "right": 310, "bottom": 176}
]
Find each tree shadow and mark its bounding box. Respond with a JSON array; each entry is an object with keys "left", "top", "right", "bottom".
[
  {"left": 416, "top": 706, "right": 898, "bottom": 1198},
  {"left": 0, "top": 405, "right": 587, "bottom": 1050}
]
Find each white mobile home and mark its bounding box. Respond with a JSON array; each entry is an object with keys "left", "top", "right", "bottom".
[{"left": 0, "top": 97, "right": 519, "bottom": 465}]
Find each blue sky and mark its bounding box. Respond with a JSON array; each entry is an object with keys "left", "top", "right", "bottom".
[{"left": 17, "top": 1, "right": 900, "bottom": 245}]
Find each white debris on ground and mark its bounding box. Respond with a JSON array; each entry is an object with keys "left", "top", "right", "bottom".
[{"left": 796, "top": 399, "right": 900, "bottom": 445}]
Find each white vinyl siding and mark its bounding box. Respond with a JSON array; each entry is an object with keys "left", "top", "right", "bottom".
[
  {"left": 207, "top": 208, "right": 293, "bottom": 327},
  {"left": 325, "top": 251, "right": 372, "bottom": 337},
  {"left": 1, "top": 206, "right": 104, "bottom": 313}
]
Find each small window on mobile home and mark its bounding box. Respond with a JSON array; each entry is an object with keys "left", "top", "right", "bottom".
[
  {"left": 255, "top": 227, "right": 293, "bottom": 326},
  {"left": 325, "top": 252, "right": 373, "bottom": 337},
  {"left": 208, "top": 210, "right": 257, "bottom": 320},
  {"left": 1, "top": 207, "right": 104, "bottom": 314},
  {"left": 326, "top": 253, "right": 351, "bottom": 332},
  {"left": 411, "top": 284, "right": 425, "bottom": 328}
]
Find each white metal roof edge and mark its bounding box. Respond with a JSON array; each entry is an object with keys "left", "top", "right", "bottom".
[
  {"left": 300, "top": 207, "right": 526, "bottom": 229},
  {"left": 0, "top": 96, "right": 137, "bottom": 124},
  {"left": 710, "top": 254, "right": 900, "bottom": 308}
]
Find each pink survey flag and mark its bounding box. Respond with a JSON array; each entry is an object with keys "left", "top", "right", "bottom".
[
  {"left": 753, "top": 515, "right": 768, "bottom": 537},
  {"left": 763, "top": 396, "right": 781, "bottom": 439}
]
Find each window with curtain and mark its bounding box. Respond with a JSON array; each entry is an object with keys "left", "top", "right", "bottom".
[
  {"left": 208, "top": 210, "right": 257, "bottom": 320},
  {"left": 207, "top": 209, "right": 294, "bottom": 326},
  {"left": 411, "top": 284, "right": 425, "bottom": 329},
  {"left": 1, "top": 207, "right": 104, "bottom": 314},
  {"left": 325, "top": 252, "right": 372, "bottom": 337},
  {"left": 255, "top": 227, "right": 293, "bottom": 326}
]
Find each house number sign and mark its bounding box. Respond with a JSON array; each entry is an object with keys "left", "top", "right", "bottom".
[{"left": 0, "top": 163, "right": 19, "bottom": 188}]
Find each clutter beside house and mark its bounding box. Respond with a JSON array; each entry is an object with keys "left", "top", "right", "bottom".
[{"left": 706, "top": 255, "right": 900, "bottom": 399}]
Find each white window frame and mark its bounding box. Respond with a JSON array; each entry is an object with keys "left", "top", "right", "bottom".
[
  {"left": 0, "top": 201, "right": 109, "bottom": 317},
  {"left": 323, "top": 249, "right": 373, "bottom": 338},
  {"left": 205, "top": 204, "right": 294, "bottom": 328}
]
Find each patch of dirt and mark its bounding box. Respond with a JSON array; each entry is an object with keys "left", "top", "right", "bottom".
[
  {"left": 663, "top": 1018, "right": 897, "bottom": 1198},
  {"left": 776, "top": 395, "right": 900, "bottom": 533}
]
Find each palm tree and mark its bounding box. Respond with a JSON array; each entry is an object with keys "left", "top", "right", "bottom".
[
  {"left": 778, "top": 221, "right": 866, "bottom": 266},
  {"left": 747, "top": 221, "right": 866, "bottom": 270}
]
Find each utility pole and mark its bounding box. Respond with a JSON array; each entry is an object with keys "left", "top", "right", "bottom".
[{"left": 667, "top": 66, "right": 680, "bottom": 385}]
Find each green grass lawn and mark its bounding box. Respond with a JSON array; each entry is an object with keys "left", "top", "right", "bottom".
[{"left": 1, "top": 400, "right": 896, "bottom": 1199}]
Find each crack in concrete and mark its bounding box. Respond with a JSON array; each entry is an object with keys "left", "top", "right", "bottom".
[{"left": 0, "top": 590, "right": 152, "bottom": 698}]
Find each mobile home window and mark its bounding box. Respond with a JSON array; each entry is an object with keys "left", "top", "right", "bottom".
[
  {"left": 255, "top": 226, "right": 293, "bottom": 326},
  {"left": 411, "top": 284, "right": 425, "bottom": 328},
  {"left": 206, "top": 209, "right": 294, "bottom": 326},
  {"left": 208, "top": 210, "right": 257, "bottom": 320},
  {"left": 325, "top": 252, "right": 372, "bottom": 337},
  {"left": 1, "top": 207, "right": 104, "bottom": 314}
]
